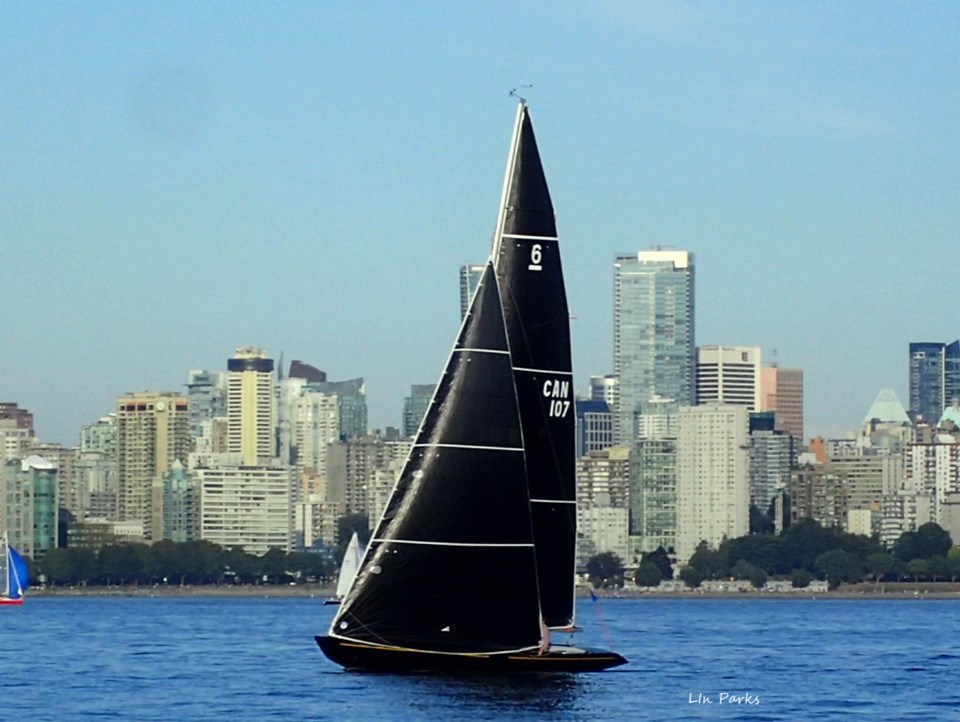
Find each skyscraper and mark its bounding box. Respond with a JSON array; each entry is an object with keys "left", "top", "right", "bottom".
[
  {"left": 226, "top": 347, "right": 276, "bottom": 466},
  {"left": 613, "top": 250, "right": 695, "bottom": 443},
  {"left": 459, "top": 264, "right": 484, "bottom": 320},
  {"left": 116, "top": 391, "right": 190, "bottom": 541},
  {"left": 675, "top": 404, "right": 749, "bottom": 563},
  {"left": 402, "top": 384, "right": 435, "bottom": 439},
  {"left": 909, "top": 341, "right": 960, "bottom": 424},
  {"left": 696, "top": 345, "right": 761, "bottom": 411},
  {"left": 760, "top": 366, "right": 805, "bottom": 443}
]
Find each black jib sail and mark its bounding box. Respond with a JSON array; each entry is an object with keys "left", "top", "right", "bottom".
[
  {"left": 493, "top": 104, "right": 576, "bottom": 630},
  {"left": 328, "top": 263, "right": 543, "bottom": 654}
]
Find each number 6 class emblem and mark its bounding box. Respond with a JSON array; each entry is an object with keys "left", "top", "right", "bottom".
[{"left": 528, "top": 243, "right": 542, "bottom": 271}]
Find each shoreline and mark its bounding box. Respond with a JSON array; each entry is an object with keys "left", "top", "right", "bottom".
[{"left": 26, "top": 581, "right": 960, "bottom": 600}]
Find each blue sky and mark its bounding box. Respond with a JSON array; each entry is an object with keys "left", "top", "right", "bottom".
[{"left": 2, "top": 2, "right": 958, "bottom": 444}]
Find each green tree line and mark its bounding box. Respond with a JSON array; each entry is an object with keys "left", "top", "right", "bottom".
[
  {"left": 35, "top": 540, "right": 334, "bottom": 587},
  {"left": 681, "top": 519, "right": 956, "bottom": 590}
]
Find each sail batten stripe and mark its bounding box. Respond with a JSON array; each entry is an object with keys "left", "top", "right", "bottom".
[
  {"left": 502, "top": 234, "right": 558, "bottom": 241},
  {"left": 453, "top": 347, "right": 511, "bottom": 355},
  {"left": 512, "top": 367, "right": 573, "bottom": 375},
  {"left": 371, "top": 538, "right": 534, "bottom": 548},
  {"left": 412, "top": 443, "right": 523, "bottom": 452}
]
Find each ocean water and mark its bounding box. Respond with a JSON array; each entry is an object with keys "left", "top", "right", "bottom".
[{"left": 3, "top": 595, "right": 959, "bottom": 721}]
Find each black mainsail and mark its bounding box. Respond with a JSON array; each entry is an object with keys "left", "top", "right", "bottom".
[
  {"left": 316, "top": 102, "right": 625, "bottom": 673},
  {"left": 492, "top": 103, "right": 576, "bottom": 630},
  {"left": 328, "top": 263, "right": 542, "bottom": 654}
]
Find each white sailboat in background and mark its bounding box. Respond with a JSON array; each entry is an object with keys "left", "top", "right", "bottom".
[{"left": 325, "top": 532, "right": 363, "bottom": 606}]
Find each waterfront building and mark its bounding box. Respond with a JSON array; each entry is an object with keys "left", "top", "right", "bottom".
[
  {"left": 295, "top": 494, "right": 346, "bottom": 550},
  {"left": 287, "top": 359, "right": 327, "bottom": 384},
  {"left": 759, "top": 366, "right": 805, "bottom": 443},
  {"left": 788, "top": 465, "right": 847, "bottom": 529},
  {"left": 577, "top": 506, "right": 629, "bottom": 568},
  {"left": 847, "top": 508, "right": 874, "bottom": 537},
  {"left": 307, "top": 378, "right": 368, "bottom": 441},
  {"left": 226, "top": 347, "right": 276, "bottom": 466},
  {"left": 116, "top": 391, "right": 191, "bottom": 542},
  {"left": 326, "top": 436, "right": 410, "bottom": 517},
  {"left": 196, "top": 460, "right": 294, "bottom": 555},
  {"left": 76, "top": 450, "right": 117, "bottom": 520},
  {"left": 830, "top": 453, "right": 901, "bottom": 518},
  {"left": 589, "top": 375, "right": 618, "bottom": 407},
  {"left": 1, "top": 455, "right": 58, "bottom": 560},
  {"left": 908, "top": 341, "right": 960, "bottom": 424},
  {"left": 185, "top": 370, "right": 226, "bottom": 441},
  {"left": 278, "top": 376, "right": 341, "bottom": 479},
  {"left": 402, "top": 384, "right": 435, "bottom": 439},
  {"left": 28, "top": 442, "right": 80, "bottom": 520},
  {"left": 576, "top": 446, "right": 631, "bottom": 567},
  {"left": 575, "top": 399, "right": 615, "bottom": 457},
  {"left": 696, "top": 345, "right": 761, "bottom": 411},
  {"left": 367, "top": 456, "right": 406, "bottom": 528},
  {"left": 0, "top": 417, "right": 34, "bottom": 465},
  {"left": 748, "top": 426, "right": 794, "bottom": 513},
  {"left": 162, "top": 460, "right": 198, "bottom": 543},
  {"left": 633, "top": 397, "right": 679, "bottom": 553},
  {"left": 675, "top": 404, "right": 749, "bottom": 564},
  {"left": 880, "top": 491, "right": 933, "bottom": 548},
  {"left": 613, "top": 250, "right": 695, "bottom": 443}
]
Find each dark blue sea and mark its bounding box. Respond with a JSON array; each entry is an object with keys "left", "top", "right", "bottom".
[{"left": 4, "top": 595, "right": 959, "bottom": 721}]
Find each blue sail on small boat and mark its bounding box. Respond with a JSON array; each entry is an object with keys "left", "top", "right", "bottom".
[{"left": 1, "top": 533, "right": 28, "bottom": 605}]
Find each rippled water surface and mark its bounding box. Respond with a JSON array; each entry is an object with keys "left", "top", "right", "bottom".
[{"left": 3, "top": 596, "right": 959, "bottom": 720}]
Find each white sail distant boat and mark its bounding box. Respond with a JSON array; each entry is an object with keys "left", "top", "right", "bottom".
[
  {"left": 325, "top": 532, "right": 364, "bottom": 606},
  {"left": 1, "top": 532, "right": 28, "bottom": 606},
  {"left": 315, "top": 102, "right": 626, "bottom": 673}
]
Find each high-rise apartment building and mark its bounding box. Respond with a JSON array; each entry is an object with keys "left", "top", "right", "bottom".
[
  {"left": 589, "top": 375, "right": 618, "bottom": 407},
  {"left": 633, "top": 397, "right": 680, "bottom": 552},
  {"left": 576, "top": 447, "right": 631, "bottom": 566},
  {"left": 459, "top": 264, "right": 485, "bottom": 320},
  {"left": 909, "top": 341, "right": 960, "bottom": 424},
  {"left": 116, "top": 391, "right": 191, "bottom": 541},
  {"left": 1, "top": 455, "right": 58, "bottom": 560},
  {"left": 402, "top": 384, "right": 435, "bottom": 439},
  {"left": 760, "top": 366, "right": 804, "bottom": 442},
  {"left": 696, "top": 345, "right": 761, "bottom": 411},
  {"left": 0, "top": 404, "right": 35, "bottom": 465},
  {"left": 27, "top": 442, "right": 80, "bottom": 519},
  {"left": 307, "top": 378, "right": 368, "bottom": 441},
  {"left": 675, "top": 404, "right": 749, "bottom": 564},
  {"left": 79, "top": 415, "right": 118, "bottom": 520},
  {"left": 613, "top": 250, "right": 695, "bottom": 443},
  {"left": 575, "top": 399, "right": 615, "bottom": 458},
  {"left": 227, "top": 348, "right": 276, "bottom": 466},
  {"left": 185, "top": 370, "right": 226, "bottom": 440},
  {"left": 196, "top": 461, "right": 294, "bottom": 554}
]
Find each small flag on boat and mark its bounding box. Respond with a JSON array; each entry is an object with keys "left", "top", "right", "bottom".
[{"left": 590, "top": 590, "right": 598, "bottom": 603}]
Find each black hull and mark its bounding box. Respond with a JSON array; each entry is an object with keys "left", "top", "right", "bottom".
[{"left": 315, "top": 635, "right": 626, "bottom": 673}]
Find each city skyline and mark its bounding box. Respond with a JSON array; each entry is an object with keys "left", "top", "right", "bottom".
[{"left": 3, "top": 4, "right": 958, "bottom": 445}]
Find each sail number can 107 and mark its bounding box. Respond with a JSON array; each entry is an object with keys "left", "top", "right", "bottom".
[{"left": 543, "top": 378, "right": 571, "bottom": 418}]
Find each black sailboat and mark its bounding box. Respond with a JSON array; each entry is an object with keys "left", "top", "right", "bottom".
[{"left": 315, "top": 102, "right": 626, "bottom": 673}]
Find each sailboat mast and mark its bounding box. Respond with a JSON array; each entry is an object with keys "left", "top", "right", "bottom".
[{"left": 492, "top": 101, "right": 526, "bottom": 260}]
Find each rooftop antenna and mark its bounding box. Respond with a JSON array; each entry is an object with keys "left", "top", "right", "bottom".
[
  {"left": 509, "top": 85, "right": 533, "bottom": 104},
  {"left": 771, "top": 348, "right": 779, "bottom": 368}
]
